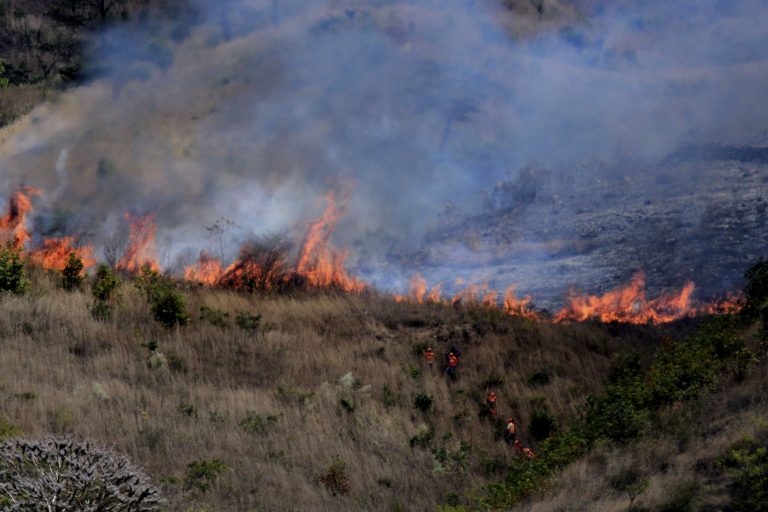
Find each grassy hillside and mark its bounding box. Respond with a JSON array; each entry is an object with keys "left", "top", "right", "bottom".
[{"left": 1, "top": 258, "right": 764, "bottom": 511}]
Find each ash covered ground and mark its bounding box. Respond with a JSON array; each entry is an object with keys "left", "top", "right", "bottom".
[{"left": 388, "top": 145, "right": 768, "bottom": 310}]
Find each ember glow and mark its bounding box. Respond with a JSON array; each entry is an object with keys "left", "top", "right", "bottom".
[{"left": 116, "top": 212, "right": 160, "bottom": 273}]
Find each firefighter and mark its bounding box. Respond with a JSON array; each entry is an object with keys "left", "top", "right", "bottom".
[
  {"left": 504, "top": 417, "right": 516, "bottom": 444},
  {"left": 424, "top": 347, "right": 435, "bottom": 370},
  {"left": 485, "top": 391, "right": 498, "bottom": 418},
  {"left": 522, "top": 447, "right": 536, "bottom": 459},
  {"left": 445, "top": 351, "right": 459, "bottom": 382}
]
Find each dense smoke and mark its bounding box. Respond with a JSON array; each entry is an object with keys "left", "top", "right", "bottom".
[{"left": 1, "top": 0, "right": 767, "bottom": 297}]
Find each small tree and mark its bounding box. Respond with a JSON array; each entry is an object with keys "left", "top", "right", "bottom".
[
  {"left": 0, "top": 60, "right": 8, "bottom": 88},
  {"left": 150, "top": 281, "right": 189, "bottom": 328},
  {"left": 61, "top": 252, "right": 84, "bottom": 291},
  {"left": 319, "top": 456, "right": 351, "bottom": 496},
  {"left": 744, "top": 258, "right": 768, "bottom": 323},
  {"left": 0, "top": 247, "right": 29, "bottom": 294},
  {"left": 91, "top": 264, "right": 120, "bottom": 319},
  {"left": 0, "top": 436, "right": 164, "bottom": 510},
  {"left": 609, "top": 466, "right": 648, "bottom": 506}
]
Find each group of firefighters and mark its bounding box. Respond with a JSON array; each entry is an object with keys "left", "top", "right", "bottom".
[{"left": 422, "top": 346, "right": 536, "bottom": 460}]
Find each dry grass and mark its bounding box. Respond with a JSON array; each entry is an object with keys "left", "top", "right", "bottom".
[{"left": 0, "top": 272, "right": 646, "bottom": 511}]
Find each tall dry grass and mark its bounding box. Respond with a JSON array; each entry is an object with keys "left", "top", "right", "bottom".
[{"left": 0, "top": 273, "right": 659, "bottom": 511}]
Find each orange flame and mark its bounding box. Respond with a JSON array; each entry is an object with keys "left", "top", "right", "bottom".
[
  {"left": 409, "top": 273, "right": 428, "bottom": 304},
  {"left": 0, "top": 187, "right": 41, "bottom": 250},
  {"left": 29, "top": 237, "right": 96, "bottom": 272},
  {"left": 554, "top": 271, "right": 701, "bottom": 324},
  {"left": 116, "top": 212, "right": 160, "bottom": 273},
  {"left": 184, "top": 251, "right": 224, "bottom": 285},
  {"left": 296, "top": 192, "right": 365, "bottom": 293},
  {"left": 503, "top": 286, "right": 537, "bottom": 319}
]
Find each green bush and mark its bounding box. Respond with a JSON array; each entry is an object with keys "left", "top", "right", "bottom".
[
  {"left": 319, "top": 455, "right": 351, "bottom": 496},
  {"left": 239, "top": 412, "right": 277, "bottom": 434},
  {"left": 61, "top": 252, "right": 84, "bottom": 291},
  {"left": 199, "top": 306, "right": 229, "bottom": 329},
  {"left": 0, "top": 247, "right": 28, "bottom": 294},
  {"left": 529, "top": 408, "right": 556, "bottom": 441},
  {"left": 525, "top": 369, "right": 551, "bottom": 387},
  {"left": 185, "top": 459, "right": 228, "bottom": 493},
  {"left": 150, "top": 282, "right": 189, "bottom": 328},
  {"left": 744, "top": 258, "right": 768, "bottom": 320},
  {"left": 414, "top": 393, "right": 433, "bottom": 413},
  {"left": 91, "top": 264, "right": 120, "bottom": 319},
  {"left": 0, "top": 60, "right": 8, "bottom": 88},
  {"left": 235, "top": 311, "right": 261, "bottom": 333},
  {"left": 609, "top": 466, "right": 648, "bottom": 506},
  {"left": 720, "top": 440, "right": 768, "bottom": 511},
  {"left": 0, "top": 418, "right": 20, "bottom": 440}
]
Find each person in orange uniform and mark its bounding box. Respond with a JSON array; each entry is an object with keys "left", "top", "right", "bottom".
[
  {"left": 485, "top": 391, "right": 498, "bottom": 418},
  {"left": 424, "top": 347, "right": 435, "bottom": 371},
  {"left": 445, "top": 351, "right": 459, "bottom": 381},
  {"left": 504, "top": 417, "right": 516, "bottom": 444}
]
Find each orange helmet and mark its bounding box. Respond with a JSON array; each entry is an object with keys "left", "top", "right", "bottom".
[{"left": 507, "top": 417, "right": 514, "bottom": 423}]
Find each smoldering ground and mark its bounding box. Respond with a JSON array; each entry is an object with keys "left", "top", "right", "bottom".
[{"left": 1, "top": 0, "right": 767, "bottom": 300}]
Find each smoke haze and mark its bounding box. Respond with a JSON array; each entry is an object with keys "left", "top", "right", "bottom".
[{"left": 1, "top": 0, "right": 767, "bottom": 297}]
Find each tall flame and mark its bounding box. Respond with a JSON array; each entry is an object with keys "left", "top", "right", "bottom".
[
  {"left": 296, "top": 192, "right": 365, "bottom": 293},
  {"left": 0, "top": 187, "right": 41, "bottom": 250},
  {"left": 116, "top": 212, "right": 160, "bottom": 273}
]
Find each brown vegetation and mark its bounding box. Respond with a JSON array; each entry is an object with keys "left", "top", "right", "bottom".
[{"left": 0, "top": 269, "right": 646, "bottom": 511}]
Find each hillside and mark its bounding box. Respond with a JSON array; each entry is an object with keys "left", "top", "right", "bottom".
[{"left": 0, "top": 257, "right": 765, "bottom": 511}]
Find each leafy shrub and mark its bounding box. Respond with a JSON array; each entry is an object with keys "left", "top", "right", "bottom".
[
  {"left": 91, "top": 264, "right": 120, "bottom": 319},
  {"left": 61, "top": 252, "right": 84, "bottom": 291},
  {"left": 609, "top": 466, "right": 648, "bottom": 506},
  {"left": 0, "top": 436, "right": 164, "bottom": 510},
  {"left": 529, "top": 408, "right": 557, "bottom": 441},
  {"left": 235, "top": 311, "right": 261, "bottom": 333},
  {"left": 319, "top": 456, "right": 351, "bottom": 496},
  {"left": 177, "top": 402, "right": 197, "bottom": 418},
  {"left": 150, "top": 282, "right": 189, "bottom": 328},
  {"left": 480, "top": 373, "right": 504, "bottom": 389},
  {"left": 0, "top": 247, "right": 28, "bottom": 294},
  {"left": 185, "top": 459, "right": 228, "bottom": 493},
  {"left": 239, "top": 412, "right": 277, "bottom": 433},
  {"left": 382, "top": 384, "right": 399, "bottom": 407},
  {"left": 133, "top": 263, "right": 162, "bottom": 302},
  {"left": 0, "top": 418, "right": 20, "bottom": 440},
  {"left": 339, "top": 398, "right": 355, "bottom": 413},
  {"left": 414, "top": 393, "right": 433, "bottom": 413},
  {"left": 744, "top": 258, "right": 768, "bottom": 319},
  {"left": 199, "top": 305, "right": 229, "bottom": 329},
  {"left": 720, "top": 439, "right": 768, "bottom": 511},
  {"left": 658, "top": 481, "right": 698, "bottom": 512},
  {"left": 525, "top": 368, "right": 551, "bottom": 387},
  {"left": 409, "top": 426, "right": 434, "bottom": 448}
]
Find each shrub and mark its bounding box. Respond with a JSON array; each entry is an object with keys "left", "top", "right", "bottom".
[
  {"left": 414, "top": 393, "right": 433, "bottom": 413},
  {"left": 0, "top": 418, "right": 20, "bottom": 440},
  {"left": 200, "top": 305, "right": 229, "bottom": 329},
  {"left": 529, "top": 408, "right": 557, "bottom": 441},
  {"left": 658, "top": 481, "right": 698, "bottom": 512},
  {"left": 91, "top": 264, "right": 120, "bottom": 319},
  {"left": 150, "top": 282, "right": 189, "bottom": 328},
  {"left": 185, "top": 459, "right": 228, "bottom": 493},
  {"left": 0, "top": 247, "right": 28, "bottom": 294},
  {"left": 319, "top": 456, "right": 351, "bottom": 496},
  {"left": 0, "top": 436, "right": 164, "bottom": 510},
  {"left": 744, "top": 258, "right": 768, "bottom": 319},
  {"left": 525, "top": 368, "right": 551, "bottom": 387},
  {"left": 61, "top": 252, "right": 84, "bottom": 291},
  {"left": 720, "top": 440, "right": 768, "bottom": 511},
  {"left": 239, "top": 412, "right": 277, "bottom": 433},
  {"left": 235, "top": 311, "right": 261, "bottom": 333},
  {"left": 609, "top": 466, "right": 648, "bottom": 506}
]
